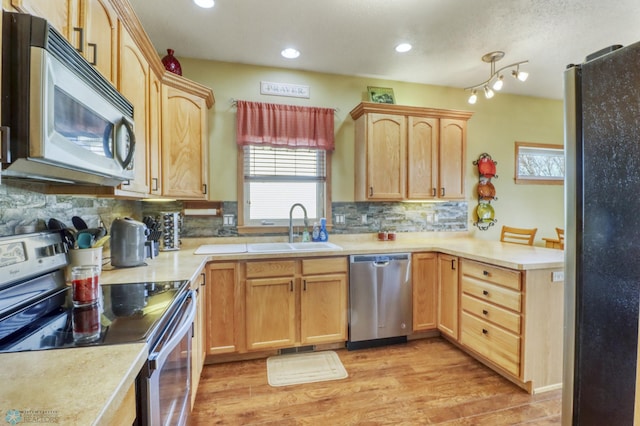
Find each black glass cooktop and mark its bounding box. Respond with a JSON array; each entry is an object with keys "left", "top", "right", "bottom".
[{"left": 0, "top": 280, "right": 189, "bottom": 353}]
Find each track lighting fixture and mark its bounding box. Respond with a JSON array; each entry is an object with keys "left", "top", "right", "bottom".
[{"left": 465, "top": 51, "right": 529, "bottom": 104}]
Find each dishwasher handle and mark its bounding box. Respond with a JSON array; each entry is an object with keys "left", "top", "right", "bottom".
[{"left": 373, "top": 259, "right": 390, "bottom": 267}]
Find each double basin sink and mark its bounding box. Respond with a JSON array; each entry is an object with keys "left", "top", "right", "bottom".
[
  {"left": 246, "top": 241, "right": 342, "bottom": 253},
  {"left": 195, "top": 241, "right": 343, "bottom": 255}
]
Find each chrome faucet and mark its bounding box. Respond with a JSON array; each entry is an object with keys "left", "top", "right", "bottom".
[{"left": 289, "top": 203, "right": 309, "bottom": 243}]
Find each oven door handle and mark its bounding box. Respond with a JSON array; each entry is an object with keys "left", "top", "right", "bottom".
[{"left": 148, "top": 290, "right": 196, "bottom": 372}]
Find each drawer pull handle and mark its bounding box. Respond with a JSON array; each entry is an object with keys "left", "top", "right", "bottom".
[
  {"left": 482, "top": 328, "right": 489, "bottom": 335},
  {"left": 482, "top": 309, "right": 488, "bottom": 315},
  {"left": 303, "top": 280, "right": 307, "bottom": 291},
  {"left": 290, "top": 280, "right": 293, "bottom": 292},
  {"left": 482, "top": 290, "right": 489, "bottom": 296},
  {"left": 483, "top": 270, "right": 490, "bottom": 276}
]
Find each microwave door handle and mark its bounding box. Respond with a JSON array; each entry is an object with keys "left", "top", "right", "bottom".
[{"left": 115, "top": 119, "right": 136, "bottom": 169}]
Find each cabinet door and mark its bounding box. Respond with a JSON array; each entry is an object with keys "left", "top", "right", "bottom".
[
  {"left": 11, "top": 0, "right": 75, "bottom": 43},
  {"left": 117, "top": 24, "right": 150, "bottom": 195},
  {"left": 161, "top": 86, "right": 209, "bottom": 199},
  {"left": 300, "top": 273, "right": 347, "bottom": 344},
  {"left": 148, "top": 72, "right": 162, "bottom": 196},
  {"left": 245, "top": 276, "right": 296, "bottom": 350},
  {"left": 412, "top": 252, "right": 438, "bottom": 331},
  {"left": 191, "top": 269, "right": 206, "bottom": 409},
  {"left": 437, "top": 254, "right": 459, "bottom": 340},
  {"left": 407, "top": 117, "right": 438, "bottom": 200},
  {"left": 366, "top": 113, "right": 406, "bottom": 200},
  {"left": 206, "top": 262, "right": 239, "bottom": 354},
  {"left": 439, "top": 119, "right": 466, "bottom": 199},
  {"left": 82, "top": 0, "right": 117, "bottom": 83}
]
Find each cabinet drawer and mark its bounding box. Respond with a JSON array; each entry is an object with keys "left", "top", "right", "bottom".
[
  {"left": 460, "top": 312, "right": 520, "bottom": 377},
  {"left": 246, "top": 261, "right": 296, "bottom": 278},
  {"left": 461, "top": 260, "right": 521, "bottom": 291},
  {"left": 302, "top": 257, "right": 348, "bottom": 275},
  {"left": 461, "top": 278, "right": 521, "bottom": 312},
  {"left": 461, "top": 294, "right": 521, "bottom": 334}
]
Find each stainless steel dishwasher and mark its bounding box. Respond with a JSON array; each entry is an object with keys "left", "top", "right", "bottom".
[{"left": 347, "top": 253, "right": 412, "bottom": 350}]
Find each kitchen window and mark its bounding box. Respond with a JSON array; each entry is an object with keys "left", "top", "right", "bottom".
[
  {"left": 240, "top": 145, "right": 329, "bottom": 227},
  {"left": 235, "top": 100, "right": 335, "bottom": 232},
  {"left": 515, "top": 142, "right": 564, "bottom": 185}
]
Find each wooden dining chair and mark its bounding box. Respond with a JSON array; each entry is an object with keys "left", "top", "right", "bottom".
[
  {"left": 556, "top": 227, "right": 565, "bottom": 249},
  {"left": 500, "top": 226, "right": 538, "bottom": 246}
]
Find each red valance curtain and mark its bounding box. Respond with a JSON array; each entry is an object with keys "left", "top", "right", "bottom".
[{"left": 236, "top": 100, "right": 335, "bottom": 151}]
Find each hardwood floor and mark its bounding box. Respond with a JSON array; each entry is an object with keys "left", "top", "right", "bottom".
[{"left": 191, "top": 338, "right": 562, "bottom": 425}]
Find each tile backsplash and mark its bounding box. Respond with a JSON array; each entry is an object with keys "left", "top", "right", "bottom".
[{"left": 1, "top": 183, "right": 467, "bottom": 238}]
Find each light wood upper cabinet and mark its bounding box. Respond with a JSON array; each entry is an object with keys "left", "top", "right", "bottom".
[
  {"left": 81, "top": 0, "right": 117, "bottom": 83},
  {"left": 148, "top": 71, "right": 162, "bottom": 195},
  {"left": 412, "top": 252, "right": 438, "bottom": 331},
  {"left": 437, "top": 253, "right": 459, "bottom": 340},
  {"left": 10, "top": 0, "right": 75, "bottom": 42},
  {"left": 350, "top": 102, "right": 472, "bottom": 201},
  {"left": 161, "top": 80, "right": 209, "bottom": 199},
  {"left": 116, "top": 23, "right": 149, "bottom": 195}
]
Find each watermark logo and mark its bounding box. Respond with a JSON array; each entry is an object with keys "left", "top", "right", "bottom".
[
  {"left": 4, "top": 410, "right": 22, "bottom": 425},
  {"left": 4, "top": 409, "right": 59, "bottom": 424}
]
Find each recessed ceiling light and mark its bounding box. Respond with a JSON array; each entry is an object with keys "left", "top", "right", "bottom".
[
  {"left": 194, "top": 0, "right": 214, "bottom": 8},
  {"left": 281, "top": 48, "right": 300, "bottom": 59},
  {"left": 395, "top": 43, "right": 412, "bottom": 53}
]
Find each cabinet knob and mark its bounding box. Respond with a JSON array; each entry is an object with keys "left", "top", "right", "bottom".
[
  {"left": 483, "top": 270, "right": 489, "bottom": 276},
  {"left": 482, "top": 309, "right": 488, "bottom": 315},
  {"left": 482, "top": 290, "right": 490, "bottom": 296},
  {"left": 482, "top": 328, "right": 489, "bottom": 335}
]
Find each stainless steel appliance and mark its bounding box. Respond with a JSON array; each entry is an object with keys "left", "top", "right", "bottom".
[
  {"left": 563, "top": 43, "right": 640, "bottom": 425},
  {"left": 347, "top": 253, "right": 412, "bottom": 350},
  {"left": 110, "top": 217, "right": 154, "bottom": 267},
  {"left": 0, "top": 231, "right": 194, "bottom": 426},
  {"left": 1, "top": 12, "right": 135, "bottom": 186}
]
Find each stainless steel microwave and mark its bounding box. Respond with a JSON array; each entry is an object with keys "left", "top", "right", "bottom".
[{"left": 1, "top": 12, "right": 136, "bottom": 186}]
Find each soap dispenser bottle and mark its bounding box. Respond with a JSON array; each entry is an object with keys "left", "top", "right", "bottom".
[
  {"left": 319, "top": 217, "right": 328, "bottom": 242},
  {"left": 311, "top": 222, "right": 320, "bottom": 242}
]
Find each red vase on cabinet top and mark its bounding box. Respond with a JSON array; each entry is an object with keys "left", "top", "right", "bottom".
[{"left": 162, "top": 49, "right": 182, "bottom": 76}]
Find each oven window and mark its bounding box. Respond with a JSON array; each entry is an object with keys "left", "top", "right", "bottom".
[
  {"left": 53, "top": 87, "right": 114, "bottom": 158},
  {"left": 157, "top": 331, "right": 191, "bottom": 425}
]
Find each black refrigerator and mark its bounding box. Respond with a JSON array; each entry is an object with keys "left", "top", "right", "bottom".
[{"left": 563, "top": 42, "right": 640, "bottom": 425}]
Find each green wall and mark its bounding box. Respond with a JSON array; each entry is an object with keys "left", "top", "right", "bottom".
[{"left": 179, "top": 58, "right": 564, "bottom": 245}]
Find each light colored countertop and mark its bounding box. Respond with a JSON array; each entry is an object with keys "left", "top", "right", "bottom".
[
  {"left": 0, "top": 343, "right": 147, "bottom": 425},
  {"left": 3, "top": 232, "right": 563, "bottom": 424}
]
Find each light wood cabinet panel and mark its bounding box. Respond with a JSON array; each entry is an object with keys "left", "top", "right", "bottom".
[
  {"left": 11, "top": 0, "right": 75, "bottom": 42},
  {"left": 407, "top": 117, "right": 438, "bottom": 199},
  {"left": 350, "top": 102, "right": 472, "bottom": 201},
  {"left": 461, "top": 293, "right": 521, "bottom": 334},
  {"left": 206, "top": 262, "right": 240, "bottom": 355},
  {"left": 244, "top": 257, "right": 347, "bottom": 352},
  {"left": 148, "top": 71, "right": 162, "bottom": 195},
  {"left": 412, "top": 252, "right": 438, "bottom": 331},
  {"left": 116, "top": 23, "right": 149, "bottom": 195},
  {"left": 300, "top": 273, "right": 347, "bottom": 344},
  {"left": 191, "top": 268, "right": 206, "bottom": 409},
  {"left": 161, "top": 85, "right": 208, "bottom": 199},
  {"left": 437, "top": 254, "right": 459, "bottom": 340},
  {"left": 81, "top": 0, "right": 117, "bottom": 83},
  {"left": 439, "top": 119, "right": 466, "bottom": 199},
  {"left": 364, "top": 113, "right": 406, "bottom": 200},
  {"left": 245, "top": 275, "right": 296, "bottom": 351}
]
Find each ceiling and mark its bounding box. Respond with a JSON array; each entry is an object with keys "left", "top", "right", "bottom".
[{"left": 127, "top": 0, "right": 640, "bottom": 100}]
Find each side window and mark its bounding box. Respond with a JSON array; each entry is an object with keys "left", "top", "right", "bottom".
[{"left": 515, "top": 142, "right": 564, "bottom": 184}]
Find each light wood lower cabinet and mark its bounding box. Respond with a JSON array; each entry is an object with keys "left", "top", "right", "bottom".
[
  {"left": 459, "top": 259, "right": 564, "bottom": 393},
  {"left": 205, "top": 262, "right": 241, "bottom": 355},
  {"left": 245, "top": 257, "right": 348, "bottom": 351},
  {"left": 190, "top": 267, "right": 206, "bottom": 409},
  {"left": 437, "top": 254, "right": 459, "bottom": 340},
  {"left": 412, "top": 252, "right": 438, "bottom": 331}
]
